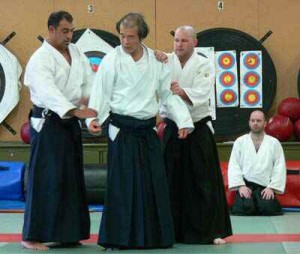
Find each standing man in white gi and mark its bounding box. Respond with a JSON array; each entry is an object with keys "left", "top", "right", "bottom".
[
  {"left": 228, "top": 110, "right": 286, "bottom": 215},
  {"left": 159, "top": 26, "right": 232, "bottom": 244},
  {"left": 21, "top": 11, "right": 97, "bottom": 250},
  {"left": 87, "top": 13, "right": 194, "bottom": 250}
]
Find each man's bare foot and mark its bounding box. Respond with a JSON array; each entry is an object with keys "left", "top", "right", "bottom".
[
  {"left": 21, "top": 241, "right": 49, "bottom": 250},
  {"left": 213, "top": 238, "right": 226, "bottom": 245}
]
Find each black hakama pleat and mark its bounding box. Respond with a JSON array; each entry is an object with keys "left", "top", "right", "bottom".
[
  {"left": 22, "top": 110, "right": 90, "bottom": 243},
  {"left": 98, "top": 113, "right": 174, "bottom": 249},
  {"left": 232, "top": 180, "right": 283, "bottom": 216},
  {"left": 163, "top": 118, "right": 232, "bottom": 244}
]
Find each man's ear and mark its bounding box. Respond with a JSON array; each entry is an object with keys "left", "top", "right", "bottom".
[
  {"left": 48, "top": 26, "right": 55, "bottom": 33},
  {"left": 193, "top": 38, "right": 198, "bottom": 47}
]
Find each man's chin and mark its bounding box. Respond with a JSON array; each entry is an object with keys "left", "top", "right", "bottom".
[
  {"left": 122, "top": 47, "right": 132, "bottom": 54},
  {"left": 252, "top": 129, "right": 264, "bottom": 134}
]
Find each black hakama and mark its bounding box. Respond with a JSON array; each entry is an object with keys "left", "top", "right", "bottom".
[
  {"left": 232, "top": 179, "right": 283, "bottom": 216},
  {"left": 22, "top": 107, "right": 90, "bottom": 243},
  {"left": 162, "top": 118, "right": 232, "bottom": 244},
  {"left": 98, "top": 113, "right": 174, "bottom": 249}
]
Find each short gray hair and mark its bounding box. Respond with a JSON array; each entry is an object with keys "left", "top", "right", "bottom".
[{"left": 175, "top": 25, "right": 197, "bottom": 39}]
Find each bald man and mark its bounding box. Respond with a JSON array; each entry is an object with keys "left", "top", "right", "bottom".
[
  {"left": 228, "top": 110, "right": 286, "bottom": 215},
  {"left": 160, "top": 26, "right": 232, "bottom": 244}
]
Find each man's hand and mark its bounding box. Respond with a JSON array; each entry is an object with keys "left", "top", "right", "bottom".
[
  {"left": 239, "top": 186, "right": 252, "bottom": 199},
  {"left": 88, "top": 120, "right": 102, "bottom": 134},
  {"left": 261, "top": 187, "right": 274, "bottom": 200},
  {"left": 171, "top": 81, "right": 183, "bottom": 96},
  {"left": 68, "top": 108, "right": 97, "bottom": 119},
  {"left": 171, "top": 81, "right": 192, "bottom": 104},
  {"left": 154, "top": 50, "right": 168, "bottom": 63},
  {"left": 178, "top": 128, "right": 189, "bottom": 139}
]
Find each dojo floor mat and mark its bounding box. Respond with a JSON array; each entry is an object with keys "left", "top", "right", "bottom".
[{"left": 0, "top": 212, "right": 299, "bottom": 254}]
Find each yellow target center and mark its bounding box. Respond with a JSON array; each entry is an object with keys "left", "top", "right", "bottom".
[
  {"left": 248, "top": 76, "right": 256, "bottom": 83},
  {"left": 248, "top": 94, "right": 257, "bottom": 102},
  {"left": 224, "top": 75, "right": 232, "bottom": 83},
  {"left": 225, "top": 93, "right": 233, "bottom": 101}
]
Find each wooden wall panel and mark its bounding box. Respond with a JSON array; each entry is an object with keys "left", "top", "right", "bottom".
[
  {"left": 53, "top": 0, "right": 156, "bottom": 46},
  {"left": 156, "top": 0, "right": 299, "bottom": 118},
  {"left": 258, "top": 0, "right": 299, "bottom": 109},
  {"left": 0, "top": 0, "right": 53, "bottom": 141},
  {"left": 0, "top": 0, "right": 299, "bottom": 142},
  {"left": 155, "top": 0, "right": 260, "bottom": 52}
]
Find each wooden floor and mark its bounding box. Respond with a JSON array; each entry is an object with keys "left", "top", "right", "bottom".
[{"left": 0, "top": 212, "right": 300, "bottom": 254}]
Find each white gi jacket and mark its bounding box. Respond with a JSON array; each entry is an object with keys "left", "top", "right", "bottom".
[
  {"left": 160, "top": 50, "right": 215, "bottom": 128},
  {"left": 87, "top": 45, "right": 194, "bottom": 136},
  {"left": 24, "top": 40, "right": 92, "bottom": 119},
  {"left": 228, "top": 133, "right": 286, "bottom": 194}
]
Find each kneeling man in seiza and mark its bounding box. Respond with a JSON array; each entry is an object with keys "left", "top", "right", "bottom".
[{"left": 228, "top": 110, "right": 286, "bottom": 216}]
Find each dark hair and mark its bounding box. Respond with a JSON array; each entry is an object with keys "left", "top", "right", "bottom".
[
  {"left": 116, "top": 13, "right": 149, "bottom": 40},
  {"left": 47, "top": 11, "right": 73, "bottom": 28}
]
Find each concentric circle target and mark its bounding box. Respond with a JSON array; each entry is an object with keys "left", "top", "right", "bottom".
[
  {"left": 72, "top": 29, "right": 120, "bottom": 75},
  {"left": 84, "top": 51, "right": 106, "bottom": 72},
  {"left": 219, "top": 71, "right": 236, "bottom": 87},
  {"left": 71, "top": 29, "right": 120, "bottom": 142},
  {"left": 218, "top": 52, "right": 235, "bottom": 69},
  {"left": 0, "top": 64, "right": 5, "bottom": 103},
  {"left": 243, "top": 71, "right": 261, "bottom": 88},
  {"left": 220, "top": 89, "right": 237, "bottom": 105},
  {"left": 243, "top": 52, "right": 260, "bottom": 69},
  {"left": 197, "top": 28, "right": 276, "bottom": 141},
  {"left": 243, "top": 89, "right": 261, "bottom": 106}
]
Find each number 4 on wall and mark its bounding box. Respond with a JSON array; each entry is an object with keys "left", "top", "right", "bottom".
[{"left": 218, "top": 0, "right": 224, "bottom": 11}]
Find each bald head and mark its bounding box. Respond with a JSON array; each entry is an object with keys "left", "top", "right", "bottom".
[
  {"left": 249, "top": 110, "right": 266, "bottom": 134},
  {"left": 250, "top": 110, "right": 266, "bottom": 121},
  {"left": 175, "top": 25, "right": 197, "bottom": 39}
]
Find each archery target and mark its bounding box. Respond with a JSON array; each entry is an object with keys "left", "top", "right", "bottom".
[
  {"left": 243, "top": 89, "right": 261, "bottom": 106},
  {"left": 215, "top": 51, "right": 238, "bottom": 107},
  {"left": 197, "top": 28, "right": 276, "bottom": 141},
  {"left": 218, "top": 52, "right": 235, "bottom": 69},
  {"left": 219, "top": 71, "right": 236, "bottom": 87},
  {"left": 240, "top": 51, "right": 262, "bottom": 108},
  {"left": 74, "top": 28, "right": 119, "bottom": 75},
  {"left": 220, "top": 89, "right": 238, "bottom": 105},
  {"left": 72, "top": 28, "right": 120, "bottom": 141},
  {"left": 243, "top": 71, "right": 261, "bottom": 88},
  {"left": 84, "top": 51, "right": 105, "bottom": 72},
  {"left": 243, "top": 52, "right": 260, "bottom": 69},
  {"left": 0, "top": 45, "right": 22, "bottom": 124}
]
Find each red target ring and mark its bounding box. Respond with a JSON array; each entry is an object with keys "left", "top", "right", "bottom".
[
  {"left": 219, "top": 71, "right": 236, "bottom": 87},
  {"left": 243, "top": 71, "right": 261, "bottom": 88},
  {"left": 243, "top": 53, "right": 260, "bottom": 69},
  {"left": 218, "top": 52, "right": 235, "bottom": 69},
  {"left": 243, "top": 90, "right": 261, "bottom": 106},
  {"left": 220, "top": 89, "right": 237, "bottom": 105}
]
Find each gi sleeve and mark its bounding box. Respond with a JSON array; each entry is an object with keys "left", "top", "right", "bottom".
[
  {"left": 183, "top": 58, "right": 215, "bottom": 108},
  {"left": 267, "top": 140, "right": 287, "bottom": 194},
  {"left": 86, "top": 54, "right": 115, "bottom": 127},
  {"left": 157, "top": 63, "right": 194, "bottom": 131},
  {"left": 228, "top": 139, "right": 246, "bottom": 189}
]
